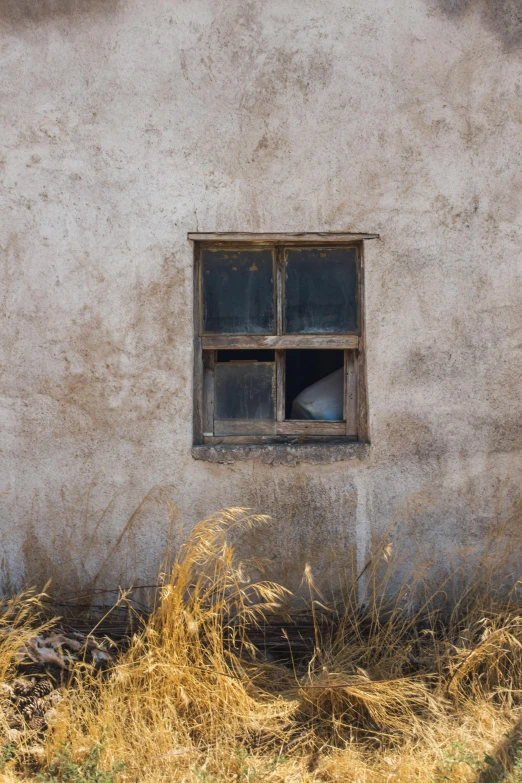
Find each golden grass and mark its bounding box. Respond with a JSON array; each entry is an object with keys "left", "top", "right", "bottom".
[{"left": 3, "top": 506, "right": 522, "bottom": 782}]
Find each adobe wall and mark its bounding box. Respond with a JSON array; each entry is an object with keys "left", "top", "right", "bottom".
[{"left": 1, "top": 0, "right": 521, "bottom": 598}]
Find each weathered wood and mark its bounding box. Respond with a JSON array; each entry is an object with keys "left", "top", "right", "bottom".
[
  {"left": 188, "top": 232, "right": 379, "bottom": 243},
  {"left": 202, "top": 351, "right": 215, "bottom": 436},
  {"left": 193, "top": 236, "right": 371, "bottom": 445},
  {"left": 214, "top": 420, "right": 277, "bottom": 435},
  {"left": 345, "top": 350, "right": 357, "bottom": 437},
  {"left": 276, "top": 351, "right": 285, "bottom": 422},
  {"left": 193, "top": 338, "right": 204, "bottom": 444},
  {"left": 203, "top": 435, "right": 358, "bottom": 445},
  {"left": 357, "top": 347, "right": 368, "bottom": 441},
  {"left": 275, "top": 246, "right": 283, "bottom": 335},
  {"left": 202, "top": 335, "right": 359, "bottom": 350},
  {"left": 212, "top": 420, "right": 345, "bottom": 436},
  {"left": 193, "top": 245, "right": 201, "bottom": 336},
  {"left": 356, "top": 244, "right": 369, "bottom": 441},
  {"left": 277, "top": 421, "right": 345, "bottom": 435}
]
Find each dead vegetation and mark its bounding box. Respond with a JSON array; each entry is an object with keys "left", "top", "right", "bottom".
[{"left": 2, "top": 505, "right": 522, "bottom": 781}]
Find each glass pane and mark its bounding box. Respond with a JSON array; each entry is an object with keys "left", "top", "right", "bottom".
[
  {"left": 214, "top": 362, "right": 275, "bottom": 420},
  {"left": 284, "top": 247, "right": 358, "bottom": 333},
  {"left": 202, "top": 249, "right": 274, "bottom": 334}
]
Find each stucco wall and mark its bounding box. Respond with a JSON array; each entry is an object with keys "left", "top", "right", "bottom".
[{"left": 1, "top": 0, "right": 521, "bottom": 597}]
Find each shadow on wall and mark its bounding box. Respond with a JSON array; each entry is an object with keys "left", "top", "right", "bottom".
[
  {"left": 0, "top": 0, "right": 121, "bottom": 24},
  {"left": 16, "top": 484, "right": 181, "bottom": 601},
  {"left": 435, "top": 0, "right": 522, "bottom": 50}
]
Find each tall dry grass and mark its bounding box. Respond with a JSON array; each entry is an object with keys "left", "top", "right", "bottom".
[{"left": 2, "top": 504, "right": 522, "bottom": 781}]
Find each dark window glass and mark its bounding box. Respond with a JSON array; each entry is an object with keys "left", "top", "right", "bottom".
[
  {"left": 284, "top": 247, "right": 358, "bottom": 333},
  {"left": 214, "top": 362, "right": 275, "bottom": 420},
  {"left": 202, "top": 249, "right": 274, "bottom": 334},
  {"left": 216, "top": 350, "right": 275, "bottom": 362},
  {"left": 285, "top": 350, "right": 345, "bottom": 420}
]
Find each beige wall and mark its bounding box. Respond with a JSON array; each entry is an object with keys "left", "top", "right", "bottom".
[{"left": 1, "top": 0, "right": 521, "bottom": 597}]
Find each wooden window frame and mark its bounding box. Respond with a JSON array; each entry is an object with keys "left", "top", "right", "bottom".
[{"left": 191, "top": 234, "right": 372, "bottom": 446}]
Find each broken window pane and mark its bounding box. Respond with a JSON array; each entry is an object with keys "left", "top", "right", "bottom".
[
  {"left": 285, "top": 350, "right": 345, "bottom": 420},
  {"left": 202, "top": 249, "right": 274, "bottom": 334},
  {"left": 284, "top": 247, "right": 358, "bottom": 333},
  {"left": 214, "top": 362, "right": 275, "bottom": 420}
]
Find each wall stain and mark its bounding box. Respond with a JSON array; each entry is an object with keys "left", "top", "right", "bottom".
[
  {"left": 241, "top": 472, "right": 359, "bottom": 600},
  {"left": 22, "top": 484, "right": 179, "bottom": 596},
  {"left": 0, "top": 0, "right": 121, "bottom": 25},
  {"left": 23, "top": 253, "right": 189, "bottom": 439},
  {"left": 379, "top": 413, "right": 445, "bottom": 462},
  {"left": 434, "top": 0, "right": 522, "bottom": 50}
]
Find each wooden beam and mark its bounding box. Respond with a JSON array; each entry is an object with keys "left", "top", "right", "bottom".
[
  {"left": 212, "top": 420, "right": 346, "bottom": 436},
  {"left": 357, "top": 244, "right": 369, "bottom": 442},
  {"left": 188, "top": 232, "right": 379, "bottom": 243},
  {"left": 202, "top": 335, "right": 359, "bottom": 350},
  {"left": 214, "top": 420, "right": 277, "bottom": 435},
  {"left": 202, "top": 350, "right": 215, "bottom": 436},
  {"left": 275, "top": 246, "right": 283, "bottom": 335},
  {"left": 193, "top": 338, "right": 204, "bottom": 444},
  {"left": 276, "top": 351, "right": 285, "bottom": 422},
  {"left": 277, "top": 421, "right": 345, "bottom": 436},
  {"left": 203, "top": 434, "right": 357, "bottom": 445},
  {"left": 345, "top": 350, "right": 357, "bottom": 437}
]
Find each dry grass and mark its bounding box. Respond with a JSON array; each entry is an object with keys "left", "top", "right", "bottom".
[{"left": 2, "top": 505, "right": 522, "bottom": 782}]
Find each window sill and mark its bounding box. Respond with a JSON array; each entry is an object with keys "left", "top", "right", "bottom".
[{"left": 192, "top": 440, "right": 370, "bottom": 466}]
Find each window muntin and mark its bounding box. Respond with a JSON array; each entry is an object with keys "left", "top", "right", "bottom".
[{"left": 194, "top": 241, "right": 366, "bottom": 444}]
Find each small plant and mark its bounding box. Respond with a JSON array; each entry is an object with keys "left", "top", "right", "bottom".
[
  {"left": 479, "top": 754, "right": 506, "bottom": 782},
  {"left": 435, "top": 741, "right": 482, "bottom": 781},
  {"left": 191, "top": 753, "right": 286, "bottom": 783},
  {"left": 264, "top": 755, "right": 286, "bottom": 773},
  {"left": 0, "top": 743, "right": 15, "bottom": 771},
  {"left": 478, "top": 725, "right": 522, "bottom": 782},
  {"left": 36, "top": 741, "right": 125, "bottom": 783},
  {"left": 233, "top": 748, "right": 287, "bottom": 782},
  {"left": 191, "top": 768, "right": 218, "bottom": 783}
]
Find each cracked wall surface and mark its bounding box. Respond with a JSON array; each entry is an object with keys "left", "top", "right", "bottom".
[{"left": 0, "top": 0, "right": 521, "bottom": 597}]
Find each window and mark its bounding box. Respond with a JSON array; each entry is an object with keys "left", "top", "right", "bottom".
[{"left": 191, "top": 233, "right": 374, "bottom": 445}]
